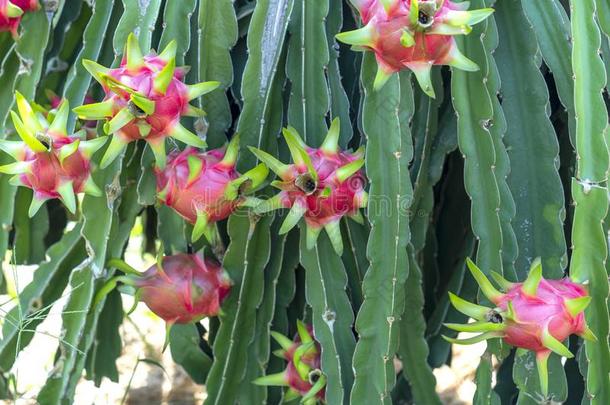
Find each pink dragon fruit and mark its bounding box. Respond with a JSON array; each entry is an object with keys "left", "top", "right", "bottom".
[
  {"left": 105, "top": 253, "right": 231, "bottom": 325},
  {"left": 444, "top": 258, "right": 596, "bottom": 397},
  {"left": 73, "top": 33, "right": 220, "bottom": 169},
  {"left": 0, "top": 92, "right": 106, "bottom": 216},
  {"left": 0, "top": 0, "right": 38, "bottom": 38},
  {"left": 155, "top": 134, "right": 269, "bottom": 245},
  {"left": 249, "top": 118, "right": 367, "bottom": 256},
  {"left": 336, "top": 0, "right": 494, "bottom": 96},
  {"left": 254, "top": 321, "right": 326, "bottom": 404}
]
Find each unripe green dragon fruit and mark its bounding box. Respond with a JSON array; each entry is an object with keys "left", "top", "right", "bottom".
[
  {"left": 336, "top": 0, "right": 493, "bottom": 96},
  {"left": 73, "top": 33, "right": 220, "bottom": 169},
  {"left": 155, "top": 134, "right": 269, "bottom": 245},
  {"left": 249, "top": 118, "right": 367, "bottom": 256},
  {"left": 0, "top": 0, "right": 38, "bottom": 38},
  {"left": 444, "top": 258, "right": 596, "bottom": 397},
  {"left": 253, "top": 321, "right": 326, "bottom": 404},
  {"left": 0, "top": 92, "right": 106, "bottom": 216}
]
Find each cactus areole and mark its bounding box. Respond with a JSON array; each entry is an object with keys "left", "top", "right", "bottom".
[
  {"left": 74, "top": 33, "right": 221, "bottom": 169},
  {"left": 249, "top": 118, "right": 367, "bottom": 256},
  {"left": 445, "top": 258, "right": 596, "bottom": 397},
  {"left": 0, "top": 92, "right": 106, "bottom": 216},
  {"left": 0, "top": 0, "right": 38, "bottom": 38},
  {"left": 254, "top": 321, "right": 326, "bottom": 404},
  {"left": 155, "top": 134, "right": 269, "bottom": 245},
  {"left": 336, "top": 0, "right": 494, "bottom": 96}
]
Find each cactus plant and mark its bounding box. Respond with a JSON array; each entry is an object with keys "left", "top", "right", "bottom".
[{"left": 0, "top": 1, "right": 608, "bottom": 404}]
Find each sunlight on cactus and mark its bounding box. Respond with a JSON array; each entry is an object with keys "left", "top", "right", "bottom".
[{"left": 0, "top": 0, "right": 608, "bottom": 404}]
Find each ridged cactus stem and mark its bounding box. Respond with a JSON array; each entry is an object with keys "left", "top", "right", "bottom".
[{"left": 568, "top": 0, "right": 610, "bottom": 403}]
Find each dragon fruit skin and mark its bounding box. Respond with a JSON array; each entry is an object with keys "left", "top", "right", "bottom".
[
  {"left": 0, "top": 0, "right": 38, "bottom": 38},
  {"left": 253, "top": 321, "right": 326, "bottom": 404},
  {"left": 444, "top": 258, "right": 596, "bottom": 397},
  {"left": 249, "top": 118, "right": 367, "bottom": 256},
  {"left": 73, "top": 33, "right": 220, "bottom": 169},
  {"left": 133, "top": 254, "right": 232, "bottom": 324},
  {"left": 156, "top": 134, "right": 269, "bottom": 245},
  {"left": 336, "top": 0, "right": 494, "bottom": 96},
  {"left": 0, "top": 92, "right": 106, "bottom": 216}
]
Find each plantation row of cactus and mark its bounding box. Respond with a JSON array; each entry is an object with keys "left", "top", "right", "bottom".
[{"left": 0, "top": 0, "right": 609, "bottom": 403}]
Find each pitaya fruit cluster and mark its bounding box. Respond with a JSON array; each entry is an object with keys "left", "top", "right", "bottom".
[
  {"left": 155, "top": 134, "right": 269, "bottom": 245},
  {"left": 74, "top": 33, "right": 220, "bottom": 169},
  {"left": 0, "top": 92, "right": 106, "bottom": 216},
  {"left": 249, "top": 118, "right": 367, "bottom": 256},
  {"left": 254, "top": 321, "right": 326, "bottom": 404},
  {"left": 105, "top": 253, "right": 231, "bottom": 326},
  {"left": 0, "top": 0, "right": 38, "bottom": 38},
  {"left": 445, "top": 258, "right": 596, "bottom": 397},
  {"left": 336, "top": 0, "right": 494, "bottom": 96}
]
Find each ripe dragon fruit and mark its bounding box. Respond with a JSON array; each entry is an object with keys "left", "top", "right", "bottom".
[
  {"left": 253, "top": 321, "right": 326, "bottom": 404},
  {"left": 336, "top": 0, "right": 494, "bottom": 96},
  {"left": 155, "top": 134, "right": 269, "bottom": 245},
  {"left": 444, "top": 258, "right": 596, "bottom": 397},
  {"left": 73, "top": 33, "right": 220, "bottom": 169},
  {"left": 103, "top": 253, "right": 231, "bottom": 326},
  {"left": 0, "top": 92, "right": 106, "bottom": 216},
  {"left": 0, "top": 0, "right": 38, "bottom": 38},
  {"left": 249, "top": 118, "right": 367, "bottom": 256}
]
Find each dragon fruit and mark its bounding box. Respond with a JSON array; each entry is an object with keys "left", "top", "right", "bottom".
[
  {"left": 0, "top": 92, "right": 106, "bottom": 216},
  {"left": 0, "top": 0, "right": 38, "bottom": 38},
  {"left": 336, "top": 0, "right": 494, "bottom": 96},
  {"left": 253, "top": 321, "right": 326, "bottom": 404},
  {"left": 155, "top": 134, "right": 269, "bottom": 245},
  {"left": 73, "top": 33, "right": 220, "bottom": 169},
  {"left": 249, "top": 118, "right": 367, "bottom": 256},
  {"left": 104, "top": 253, "right": 231, "bottom": 326},
  {"left": 444, "top": 258, "right": 596, "bottom": 396}
]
